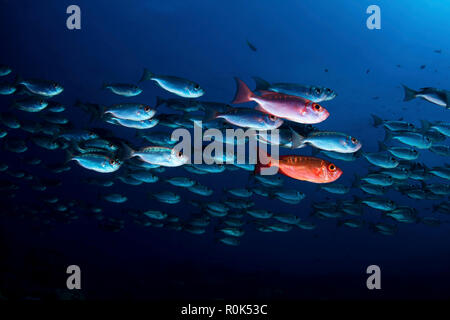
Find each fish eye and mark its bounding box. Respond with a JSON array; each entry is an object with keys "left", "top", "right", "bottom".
[
  {"left": 315, "top": 88, "right": 321, "bottom": 94},
  {"left": 326, "top": 88, "right": 331, "bottom": 93},
  {"left": 268, "top": 115, "right": 277, "bottom": 121},
  {"left": 390, "top": 157, "right": 396, "bottom": 161},
  {"left": 144, "top": 106, "right": 151, "bottom": 112},
  {"left": 351, "top": 137, "right": 357, "bottom": 144},
  {"left": 328, "top": 163, "right": 336, "bottom": 172},
  {"left": 177, "top": 151, "right": 183, "bottom": 157},
  {"left": 312, "top": 104, "right": 322, "bottom": 112},
  {"left": 109, "top": 159, "right": 115, "bottom": 165},
  {"left": 194, "top": 84, "right": 200, "bottom": 90}
]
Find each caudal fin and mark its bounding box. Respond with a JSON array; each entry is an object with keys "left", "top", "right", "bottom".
[
  {"left": 371, "top": 114, "right": 383, "bottom": 127},
  {"left": 383, "top": 128, "right": 393, "bottom": 142},
  {"left": 232, "top": 77, "right": 254, "bottom": 104},
  {"left": 252, "top": 76, "right": 270, "bottom": 92},
  {"left": 202, "top": 107, "right": 220, "bottom": 122},
  {"left": 402, "top": 84, "right": 417, "bottom": 102},
  {"left": 139, "top": 68, "right": 154, "bottom": 83},
  {"left": 119, "top": 142, "right": 135, "bottom": 160},
  {"left": 288, "top": 126, "right": 306, "bottom": 149},
  {"left": 378, "top": 141, "right": 388, "bottom": 152},
  {"left": 420, "top": 120, "right": 431, "bottom": 132},
  {"left": 64, "top": 150, "right": 74, "bottom": 164},
  {"left": 155, "top": 96, "right": 166, "bottom": 108}
]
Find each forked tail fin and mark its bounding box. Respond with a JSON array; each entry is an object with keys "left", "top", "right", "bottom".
[
  {"left": 232, "top": 77, "right": 254, "bottom": 104},
  {"left": 402, "top": 84, "right": 417, "bottom": 101}
]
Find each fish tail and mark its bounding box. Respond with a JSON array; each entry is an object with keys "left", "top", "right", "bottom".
[
  {"left": 288, "top": 126, "right": 306, "bottom": 149},
  {"left": 371, "top": 114, "right": 383, "bottom": 127},
  {"left": 202, "top": 106, "right": 220, "bottom": 122},
  {"left": 232, "top": 77, "right": 254, "bottom": 104},
  {"left": 254, "top": 146, "right": 273, "bottom": 175},
  {"left": 252, "top": 76, "right": 270, "bottom": 92},
  {"left": 155, "top": 96, "right": 165, "bottom": 108},
  {"left": 74, "top": 100, "right": 104, "bottom": 123},
  {"left": 383, "top": 128, "right": 393, "bottom": 142},
  {"left": 420, "top": 120, "right": 431, "bottom": 132},
  {"left": 402, "top": 84, "right": 417, "bottom": 101},
  {"left": 139, "top": 68, "right": 154, "bottom": 83},
  {"left": 378, "top": 141, "right": 388, "bottom": 152},
  {"left": 135, "top": 130, "right": 143, "bottom": 138},
  {"left": 354, "top": 148, "right": 364, "bottom": 158},
  {"left": 352, "top": 195, "right": 362, "bottom": 204},
  {"left": 64, "top": 150, "right": 74, "bottom": 164},
  {"left": 367, "top": 223, "right": 376, "bottom": 233},
  {"left": 90, "top": 105, "right": 105, "bottom": 123},
  {"left": 119, "top": 142, "right": 135, "bottom": 160},
  {"left": 13, "top": 75, "right": 22, "bottom": 86}
]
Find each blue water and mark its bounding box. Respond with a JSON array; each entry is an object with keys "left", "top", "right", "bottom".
[{"left": 0, "top": 0, "right": 449, "bottom": 299}]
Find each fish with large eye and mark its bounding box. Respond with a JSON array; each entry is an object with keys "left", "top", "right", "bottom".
[
  {"left": 385, "top": 131, "right": 433, "bottom": 149},
  {"left": 358, "top": 197, "right": 397, "bottom": 212},
  {"left": 103, "top": 83, "right": 143, "bottom": 97},
  {"left": 139, "top": 68, "right": 204, "bottom": 98},
  {"left": 362, "top": 151, "right": 399, "bottom": 169},
  {"left": 232, "top": 78, "right": 330, "bottom": 124},
  {"left": 203, "top": 106, "right": 283, "bottom": 130},
  {"left": 123, "top": 144, "right": 189, "bottom": 167},
  {"left": 252, "top": 76, "right": 337, "bottom": 102},
  {"left": 288, "top": 130, "right": 362, "bottom": 153},
  {"left": 254, "top": 150, "right": 343, "bottom": 184},
  {"left": 16, "top": 78, "right": 64, "bottom": 97},
  {"left": 103, "top": 103, "right": 156, "bottom": 121},
  {"left": 68, "top": 153, "right": 122, "bottom": 173},
  {"left": 402, "top": 84, "right": 450, "bottom": 108}
]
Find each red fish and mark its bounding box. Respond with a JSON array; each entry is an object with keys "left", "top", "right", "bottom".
[
  {"left": 255, "top": 150, "right": 342, "bottom": 183},
  {"left": 232, "top": 78, "right": 330, "bottom": 124}
]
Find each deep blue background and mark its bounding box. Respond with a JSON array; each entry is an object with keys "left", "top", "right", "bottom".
[{"left": 0, "top": 0, "right": 449, "bottom": 299}]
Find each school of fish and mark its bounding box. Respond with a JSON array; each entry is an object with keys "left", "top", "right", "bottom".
[{"left": 0, "top": 63, "right": 449, "bottom": 245}]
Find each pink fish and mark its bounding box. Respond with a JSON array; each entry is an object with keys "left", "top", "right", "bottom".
[{"left": 232, "top": 78, "right": 330, "bottom": 124}]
